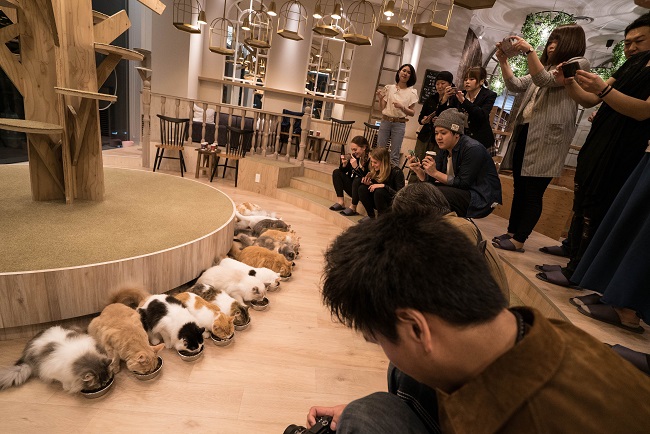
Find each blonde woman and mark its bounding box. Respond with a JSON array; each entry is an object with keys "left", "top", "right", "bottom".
[{"left": 357, "top": 147, "right": 405, "bottom": 222}]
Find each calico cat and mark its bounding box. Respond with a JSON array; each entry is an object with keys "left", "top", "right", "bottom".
[
  {"left": 88, "top": 303, "right": 165, "bottom": 374},
  {"left": 173, "top": 292, "right": 235, "bottom": 340},
  {"left": 218, "top": 257, "right": 282, "bottom": 291},
  {"left": 196, "top": 264, "right": 267, "bottom": 304},
  {"left": 187, "top": 283, "right": 251, "bottom": 329},
  {"left": 111, "top": 287, "right": 205, "bottom": 354},
  {"left": 0, "top": 326, "right": 112, "bottom": 393}
]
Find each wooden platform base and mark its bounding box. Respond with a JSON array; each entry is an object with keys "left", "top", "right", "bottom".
[{"left": 0, "top": 166, "right": 235, "bottom": 340}]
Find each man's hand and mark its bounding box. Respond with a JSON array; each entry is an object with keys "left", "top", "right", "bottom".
[
  {"left": 422, "top": 156, "right": 437, "bottom": 177},
  {"left": 307, "top": 404, "right": 347, "bottom": 431}
]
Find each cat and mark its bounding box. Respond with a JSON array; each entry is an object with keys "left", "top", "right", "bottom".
[
  {"left": 196, "top": 264, "right": 267, "bottom": 304},
  {"left": 218, "top": 257, "right": 282, "bottom": 291},
  {"left": 187, "top": 283, "right": 251, "bottom": 329},
  {"left": 173, "top": 292, "right": 235, "bottom": 340},
  {"left": 236, "top": 202, "right": 278, "bottom": 218},
  {"left": 0, "top": 325, "right": 112, "bottom": 393},
  {"left": 111, "top": 287, "right": 205, "bottom": 354},
  {"left": 252, "top": 219, "right": 290, "bottom": 237},
  {"left": 235, "top": 211, "right": 281, "bottom": 230},
  {"left": 236, "top": 233, "right": 296, "bottom": 262},
  {"left": 230, "top": 245, "right": 293, "bottom": 278},
  {"left": 88, "top": 303, "right": 165, "bottom": 374},
  {"left": 257, "top": 229, "right": 301, "bottom": 254}
]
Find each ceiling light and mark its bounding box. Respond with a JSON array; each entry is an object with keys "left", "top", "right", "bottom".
[
  {"left": 197, "top": 10, "right": 207, "bottom": 25},
  {"left": 332, "top": 3, "right": 342, "bottom": 20},
  {"left": 313, "top": 4, "right": 323, "bottom": 19},
  {"left": 383, "top": 0, "right": 395, "bottom": 17},
  {"left": 242, "top": 15, "right": 251, "bottom": 31},
  {"left": 268, "top": 1, "right": 278, "bottom": 16}
]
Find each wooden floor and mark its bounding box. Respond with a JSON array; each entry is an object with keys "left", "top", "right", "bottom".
[
  {"left": 0, "top": 153, "right": 388, "bottom": 433},
  {"left": 1, "top": 146, "right": 647, "bottom": 433}
]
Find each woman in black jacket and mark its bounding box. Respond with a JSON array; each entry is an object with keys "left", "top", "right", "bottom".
[
  {"left": 358, "top": 147, "right": 405, "bottom": 220},
  {"left": 329, "top": 136, "right": 371, "bottom": 216},
  {"left": 455, "top": 67, "right": 498, "bottom": 154}
]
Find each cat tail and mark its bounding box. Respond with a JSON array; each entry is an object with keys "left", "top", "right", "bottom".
[
  {"left": 233, "top": 227, "right": 253, "bottom": 236},
  {"left": 0, "top": 361, "right": 33, "bottom": 390},
  {"left": 109, "top": 286, "right": 150, "bottom": 309}
]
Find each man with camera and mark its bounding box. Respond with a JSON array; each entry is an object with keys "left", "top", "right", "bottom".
[{"left": 302, "top": 213, "right": 650, "bottom": 433}]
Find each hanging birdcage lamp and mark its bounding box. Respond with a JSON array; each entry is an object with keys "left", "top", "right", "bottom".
[
  {"left": 319, "top": 47, "right": 334, "bottom": 73},
  {"left": 377, "top": 0, "right": 417, "bottom": 37},
  {"left": 173, "top": 0, "right": 205, "bottom": 33},
  {"left": 313, "top": 0, "right": 344, "bottom": 37},
  {"left": 209, "top": 1, "right": 235, "bottom": 54},
  {"left": 412, "top": 0, "right": 453, "bottom": 38},
  {"left": 277, "top": 0, "right": 308, "bottom": 41},
  {"left": 343, "top": 0, "right": 376, "bottom": 45},
  {"left": 454, "top": 0, "right": 496, "bottom": 9},
  {"left": 245, "top": 1, "right": 274, "bottom": 49}
]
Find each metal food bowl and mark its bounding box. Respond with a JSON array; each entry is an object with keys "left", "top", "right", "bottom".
[
  {"left": 210, "top": 332, "right": 235, "bottom": 347},
  {"left": 131, "top": 356, "right": 163, "bottom": 381},
  {"left": 177, "top": 347, "right": 204, "bottom": 362},
  {"left": 234, "top": 317, "right": 251, "bottom": 331},
  {"left": 80, "top": 376, "right": 114, "bottom": 399},
  {"left": 250, "top": 297, "right": 270, "bottom": 311}
]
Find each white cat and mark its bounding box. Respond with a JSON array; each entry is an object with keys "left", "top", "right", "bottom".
[
  {"left": 218, "top": 257, "right": 282, "bottom": 291},
  {"left": 235, "top": 210, "right": 281, "bottom": 229},
  {"left": 197, "top": 264, "right": 267, "bottom": 303},
  {"left": 0, "top": 326, "right": 112, "bottom": 393},
  {"left": 111, "top": 288, "right": 205, "bottom": 354},
  {"left": 187, "top": 283, "right": 251, "bottom": 330},
  {"left": 173, "top": 292, "right": 235, "bottom": 340}
]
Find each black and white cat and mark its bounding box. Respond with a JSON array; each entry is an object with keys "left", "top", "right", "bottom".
[
  {"left": 0, "top": 326, "right": 112, "bottom": 393},
  {"left": 111, "top": 287, "right": 205, "bottom": 355}
]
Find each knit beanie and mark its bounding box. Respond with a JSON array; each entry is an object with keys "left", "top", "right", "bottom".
[
  {"left": 434, "top": 108, "right": 466, "bottom": 135},
  {"left": 435, "top": 71, "right": 454, "bottom": 85}
]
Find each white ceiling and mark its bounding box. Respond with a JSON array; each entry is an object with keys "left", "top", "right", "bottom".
[{"left": 470, "top": 0, "right": 648, "bottom": 66}]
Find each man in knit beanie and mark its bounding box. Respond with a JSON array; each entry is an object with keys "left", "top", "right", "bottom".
[{"left": 408, "top": 108, "right": 502, "bottom": 218}]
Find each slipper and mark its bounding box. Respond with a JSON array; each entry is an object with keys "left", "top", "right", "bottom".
[
  {"left": 329, "top": 203, "right": 345, "bottom": 211},
  {"left": 534, "top": 264, "right": 563, "bottom": 272},
  {"left": 569, "top": 293, "right": 603, "bottom": 308},
  {"left": 577, "top": 304, "right": 644, "bottom": 334},
  {"left": 340, "top": 208, "right": 359, "bottom": 216},
  {"left": 535, "top": 270, "right": 579, "bottom": 289},
  {"left": 539, "top": 245, "right": 569, "bottom": 258},
  {"left": 492, "top": 238, "right": 524, "bottom": 252},
  {"left": 610, "top": 344, "right": 650, "bottom": 375},
  {"left": 492, "top": 233, "right": 512, "bottom": 242}
]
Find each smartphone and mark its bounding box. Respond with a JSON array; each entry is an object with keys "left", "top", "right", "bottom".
[
  {"left": 561, "top": 61, "right": 580, "bottom": 78},
  {"left": 408, "top": 150, "right": 419, "bottom": 162},
  {"left": 500, "top": 36, "right": 520, "bottom": 58}
]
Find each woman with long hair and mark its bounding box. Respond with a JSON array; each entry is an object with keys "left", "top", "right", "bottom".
[
  {"left": 329, "top": 136, "right": 371, "bottom": 216},
  {"left": 358, "top": 147, "right": 405, "bottom": 221},
  {"left": 376, "top": 64, "right": 418, "bottom": 166},
  {"left": 455, "top": 66, "right": 498, "bottom": 154},
  {"left": 492, "top": 24, "right": 589, "bottom": 252}
]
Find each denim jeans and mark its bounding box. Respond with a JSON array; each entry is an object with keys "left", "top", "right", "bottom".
[{"left": 378, "top": 120, "right": 406, "bottom": 166}]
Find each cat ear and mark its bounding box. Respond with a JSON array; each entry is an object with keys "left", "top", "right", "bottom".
[
  {"left": 83, "top": 372, "right": 96, "bottom": 382},
  {"left": 151, "top": 343, "right": 165, "bottom": 354},
  {"left": 137, "top": 353, "right": 147, "bottom": 363}
]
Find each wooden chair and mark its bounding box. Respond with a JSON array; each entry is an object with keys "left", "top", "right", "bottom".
[
  {"left": 154, "top": 114, "right": 189, "bottom": 177},
  {"left": 210, "top": 126, "right": 254, "bottom": 187},
  {"left": 363, "top": 122, "right": 379, "bottom": 148},
  {"left": 278, "top": 109, "right": 303, "bottom": 158},
  {"left": 319, "top": 117, "right": 355, "bottom": 163}
]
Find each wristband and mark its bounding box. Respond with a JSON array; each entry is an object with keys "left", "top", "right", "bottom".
[{"left": 597, "top": 85, "right": 612, "bottom": 98}]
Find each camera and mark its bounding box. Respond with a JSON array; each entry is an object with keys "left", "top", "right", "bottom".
[
  {"left": 284, "top": 416, "right": 334, "bottom": 434},
  {"left": 561, "top": 61, "right": 580, "bottom": 78},
  {"left": 500, "top": 36, "right": 520, "bottom": 58}
]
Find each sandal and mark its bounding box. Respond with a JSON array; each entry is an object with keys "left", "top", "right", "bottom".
[
  {"left": 329, "top": 203, "right": 345, "bottom": 211},
  {"left": 492, "top": 233, "right": 512, "bottom": 242},
  {"left": 535, "top": 270, "right": 579, "bottom": 289},
  {"left": 340, "top": 208, "right": 359, "bottom": 216},
  {"left": 534, "top": 264, "right": 563, "bottom": 272},
  {"left": 539, "top": 245, "right": 569, "bottom": 258},
  {"left": 491, "top": 238, "right": 524, "bottom": 252},
  {"left": 577, "top": 304, "right": 644, "bottom": 334},
  {"left": 569, "top": 293, "right": 603, "bottom": 308}
]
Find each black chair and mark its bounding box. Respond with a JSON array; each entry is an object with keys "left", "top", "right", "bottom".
[
  {"left": 319, "top": 117, "right": 355, "bottom": 163},
  {"left": 363, "top": 122, "right": 379, "bottom": 148},
  {"left": 154, "top": 114, "right": 189, "bottom": 177},
  {"left": 210, "top": 126, "right": 254, "bottom": 187},
  {"left": 278, "top": 109, "right": 303, "bottom": 158}
]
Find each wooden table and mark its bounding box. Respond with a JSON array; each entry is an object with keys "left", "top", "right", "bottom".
[
  {"left": 195, "top": 148, "right": 217, "bottom": 178},
  {"left": 306, "top": 134, "right": 325, "bottom": 161}
]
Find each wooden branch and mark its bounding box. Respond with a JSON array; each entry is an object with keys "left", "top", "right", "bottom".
[
  {"left": 137, "top": 0, "right": 166, "bottom": 15},
  {"left": 0, "top": 43, "right": 25, "bottom": 94},
  {"left": 94, "top": 43, "right": 144, "bottom": 62},
  {"left": 34, "top": 0, "right": 59, "bottom": 47},
  {"left": 0, "top": 118, "right": 62, "bottom": 134},
  {"left": 55, "top": 87, "right": 117, "bottom": 102},
  {"left": 93, "top": 10, "right": 130, "bottom": 45},
  {"left": 92, "top": 10, "right": 110, "bottom": 24},
  {"left": 27, "top": 135, "right": 65, "bottom": 195},
  {"left": 0, "top": 1, "right": 19, "bottom": 8},
  {"left": 96, "top": 53, "right": 122, "bottom": 89},
  {"left": 0, "top": 22, "right": 19, "bottom": 45},
  {"left": 72, "top": 99, "right": 93, "bottom": 166}
]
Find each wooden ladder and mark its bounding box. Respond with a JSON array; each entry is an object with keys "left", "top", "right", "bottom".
[{"left": 369, "top": 35, "right": 406, "bottom": 123}]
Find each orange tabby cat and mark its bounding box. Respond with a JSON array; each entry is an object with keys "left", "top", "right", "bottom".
[
  {"left": 88, "top": 303, "right": 164, "bottom": 375},
  {"left": 174, "top": 292, "right": 235, "bottom": 340}
]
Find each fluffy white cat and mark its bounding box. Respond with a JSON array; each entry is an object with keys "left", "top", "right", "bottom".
[
  {"left": 235, "top": 211, "right": 281, "bottom": 230},
  {"left": 218, "top": 257, "right": 282, "bottom": 291},
  {"left": 197, "top": 264, "right": 267, "bottom": 303}
]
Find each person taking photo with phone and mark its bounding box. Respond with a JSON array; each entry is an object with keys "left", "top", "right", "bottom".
[{"left": 329, "top": 136, "right": 371, "bottom": 217}]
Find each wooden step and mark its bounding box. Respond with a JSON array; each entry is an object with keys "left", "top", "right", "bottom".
[
  {"left": 94, "top": 42, "right": 145, "bottom": 61},
  {"left": 302, "top": 166, "right": 334, "bottom": 184},
  {"left": 290, "top": 176, "right": 339, "bottom": 202},
  {"left": 275, "top": 187, "right": 364, "bottom": 230}
]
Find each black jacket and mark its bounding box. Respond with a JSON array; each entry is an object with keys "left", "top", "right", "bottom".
[
  {"left": 457, "top": 87, "right": 497, "bottom": 150},
  {"left": 417, "top": 92, "right": 459, "bottom": 143}
]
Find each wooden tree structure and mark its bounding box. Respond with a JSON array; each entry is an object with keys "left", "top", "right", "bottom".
[{"left": 0, "top": 0, "right": 163, "bottom": 203}]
